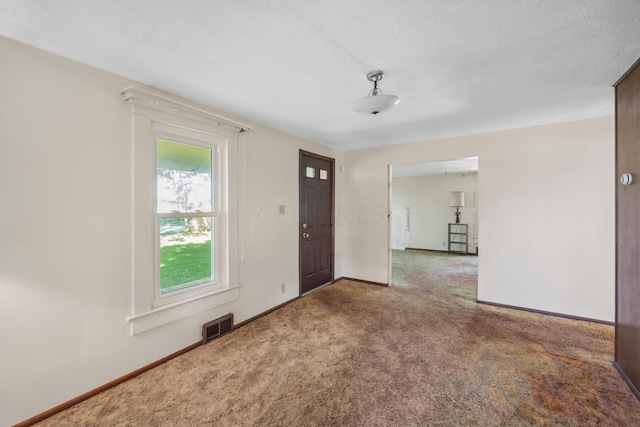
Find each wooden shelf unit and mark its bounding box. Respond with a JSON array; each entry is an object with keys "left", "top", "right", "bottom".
[{"left": 448, "top": 223, "right": 469, "bottom": 254}]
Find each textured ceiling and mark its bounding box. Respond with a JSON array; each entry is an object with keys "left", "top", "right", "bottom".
[{"left": 1, "top": 0, "right": 639, "bottom": 150}]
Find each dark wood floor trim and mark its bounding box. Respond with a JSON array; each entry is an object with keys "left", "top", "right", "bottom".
[
  {"left": 20, "top": 294, "right": 306, "bottom": 425},
  {"left": 302, "top": 280, "right": 336, "bottom": 296},
  {"left": 406, "top": 247, "right": 447, "bottom": 252},
  {"left": 614, "top": 361, "right": 640, "bottom": 400},
  {"left": 238, "top": 277, "right": 383, "bottom": 326},
  {"left": 406, "top": 248, "right": 449, "bottom": 254},
  {"left": 477, "top": 299, "right": 614, "bottom": 325},
  {"left": 404, "top": 248, "right": 478, "bottom": 256},
  {"left": 13, "top": 341, "right": 202, "bottom": 427},
  {"left": 335, "top": 276, "right": 389, "bottom": 287},
  {"left": 234, "top": 296, "right": 300, "bottom": 329},
  {"left": 19, "top": 292, "right": 314, "bottom": 426}
]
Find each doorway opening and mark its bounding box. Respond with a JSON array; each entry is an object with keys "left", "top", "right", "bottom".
[{"left": 388, "top": 157, "right": 479, "bottom": 293}]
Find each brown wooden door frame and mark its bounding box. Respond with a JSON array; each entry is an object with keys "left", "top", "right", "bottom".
[{"left": 299, "top": 150, "right": 335, "bottom": 295}]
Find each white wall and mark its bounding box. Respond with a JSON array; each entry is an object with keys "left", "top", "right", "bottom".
[
  {"left": 0, "top": 37, "right": 341, "bottom": 425},
  {"left": 341, "top": 116, "right": 615, "bottom": 322},
  {"left": 392, "top": 173, "right": 478, "bottom": 252}
]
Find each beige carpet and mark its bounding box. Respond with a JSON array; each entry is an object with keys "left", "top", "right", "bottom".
[{"left": 36, "top": 250, "right": 640, "bottom": 426}]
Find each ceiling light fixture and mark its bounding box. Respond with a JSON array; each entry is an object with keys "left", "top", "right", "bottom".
[{"left": 350, "top": 70, "right": 400, "bottom": 115}]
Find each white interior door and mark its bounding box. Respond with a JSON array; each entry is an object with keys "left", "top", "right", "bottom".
[{"left": 391, "top": 207, "right": 410, "bottom": 250}]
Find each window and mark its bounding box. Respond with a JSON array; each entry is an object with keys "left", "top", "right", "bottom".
[
  {"left": 156, "top": 136, "right": 216, "bottom": 299},
  {"left": 306, "top": 166, "right": 315, "bottom": 178},
  {"left": 148, "top": 123, "right": 227, "bottom": 310},
  {"left": 123, "top": 86, "right": 245, "bottom": 335}
]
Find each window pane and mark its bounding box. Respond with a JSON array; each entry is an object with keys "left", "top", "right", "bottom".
[
  {"left": 157, "top": 139, "right": 212, "bottom": 213},
  {"left": 320, "top": 169, "right": 328, "bottom": 180},
  {"left": 159, "top": 217, "right": 214, "bottom": 294},
  {"left": 306, "top": 166, "right": 315, "bottom": 178}
]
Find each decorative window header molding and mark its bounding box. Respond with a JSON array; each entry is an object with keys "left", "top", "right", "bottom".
[
  {"left": 121, "top": 86, "right": 251, "bottom": 134},
  {"left": 124, "top": 86, "right": 244, "bottom": 335}
]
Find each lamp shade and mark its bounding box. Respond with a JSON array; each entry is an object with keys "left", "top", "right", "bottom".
[
  {"left": 350, "top": 94, "right": 400, "bottom": 115},
  {"left": 449, "top": 191, "right": 465, "bottom": 207}
]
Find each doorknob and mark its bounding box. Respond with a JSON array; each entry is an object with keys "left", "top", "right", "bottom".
[
  {"left": 302, "top": 233, "right": 310, "bottom": 238},
  {"left": 621, "top": 173, "right": 633, "bottom": 185}
]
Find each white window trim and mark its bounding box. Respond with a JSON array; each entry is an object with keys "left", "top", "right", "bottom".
[{"left": 122, "top": 86, "right": 250, "bottom": 335}]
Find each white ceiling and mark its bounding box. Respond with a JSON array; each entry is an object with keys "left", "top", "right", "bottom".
[
  {"left": 1, "top": 1, "right": 639, "bottom": 150},
  {"left": 393, "top": 158, "right": 478, "bottom": 177}
]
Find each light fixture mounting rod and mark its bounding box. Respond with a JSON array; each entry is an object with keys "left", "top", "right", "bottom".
[
  {"left": 366, "top": 70, "right": 385, "bottom": 97},
  {"left": 366, "top": 70, "right": 385, "bottom": 83}
]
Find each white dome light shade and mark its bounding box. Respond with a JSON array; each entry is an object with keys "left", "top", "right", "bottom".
[
  {"left": 351, "top": 94, "right": 400, "bottom": 115},
  {"left": 351, "top": 70, "right": 400, "bottom": 115}
]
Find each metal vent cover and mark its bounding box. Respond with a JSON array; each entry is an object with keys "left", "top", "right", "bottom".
[{"left": 202, "top": 313, "right": 234, "bottom": 344}]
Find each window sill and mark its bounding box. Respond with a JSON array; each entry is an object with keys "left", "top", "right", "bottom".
[{"left": 126, "top": 284, "right": 241, "bottom": 335}]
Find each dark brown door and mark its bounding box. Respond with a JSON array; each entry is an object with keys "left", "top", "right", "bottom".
[
  {"left": 616, "top": 57, "right": 640, "bottom": 398},
  {"left": 299, "top": 151, "right": 334, "bottom": 294}
]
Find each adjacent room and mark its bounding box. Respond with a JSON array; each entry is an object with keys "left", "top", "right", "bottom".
[
  {"left": 391, "top": 158, "right": 479, "bottom": 253},
  {"left": 2, "top": 1, "right": 640, "bottom": 425},
  {"left": 390, "top": 158, "right": 479, "bottom": 305}
]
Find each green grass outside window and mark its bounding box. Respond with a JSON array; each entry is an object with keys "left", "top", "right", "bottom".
[{"left": 160, "top": 240, "right": 212, "bottom": 291}]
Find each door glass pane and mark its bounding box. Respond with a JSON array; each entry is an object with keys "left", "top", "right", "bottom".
[
  {"left": 159, "top": 217, "right": 214, "bottom": 293},
  {"left": 320, "top": 169, "right": 328, "bottom": 180},
  {"left": 157, "top": 139, "right": 212, "bottom": 213},
  {"left": 306, "top": 166, "right": 315, "bottom": 178}
]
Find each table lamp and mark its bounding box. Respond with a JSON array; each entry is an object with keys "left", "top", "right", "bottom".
[{"left": 449, "top": 191, "right": 465, "bottom": 224}]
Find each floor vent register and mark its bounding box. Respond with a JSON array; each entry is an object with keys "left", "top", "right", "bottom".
[{"left": 202, "top": 313, "right": 234, "bottom": 344}]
